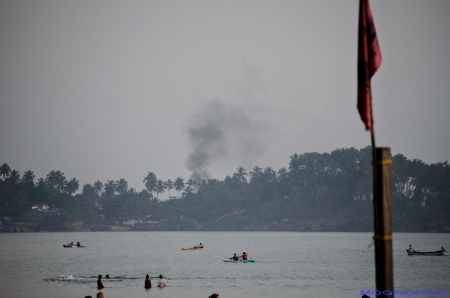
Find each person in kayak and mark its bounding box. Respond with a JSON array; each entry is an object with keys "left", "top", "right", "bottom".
[
  {"left": 144, "top": 274, "right": 151, "bottom": 289},
  {"left": 407, "top": 245, "right": 415, "bottom": 252},
  {"left": 97, "top": 275, "right": 105, "bottom": 289},
  {"left": 208, "top": 293, "right": 220, "bottom": 298},
  {"left": 240, "top": 252, "right": 248, "bottom": 260},
  {"left": 77, "top": 242, "right": 81, "bottom": 247},
  {"left": 230, "top": 253, "right": 239, "bottom": 260},
  {"left": 194, "top": 243, "right": 203, "bottom": 248}
]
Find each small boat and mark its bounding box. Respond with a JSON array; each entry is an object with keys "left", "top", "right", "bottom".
[
  {"left": 223, "top": 258, "right": 255, "bottom": 263},
  {"left": 181, "top": 247, "right": 209, "bottom": 250},
  {"left": 63, "top": 244, "right": 85, "bottom": 248},
  {"left": 406, "top": 247, "right": 446, "bottom": 256}
]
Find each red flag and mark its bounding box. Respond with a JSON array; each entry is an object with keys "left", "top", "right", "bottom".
[{"left": 358, "top": 0, "right": 382, "bottom": 131}]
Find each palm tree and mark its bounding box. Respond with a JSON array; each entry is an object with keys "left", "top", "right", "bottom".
[
  {"left": 250, "top": 166, "right": 262, "bottom": 184},
  {"left": 185, "top": 179, "right": 196, "bottom": 194},
  {"left": 82, "top": 183, "right": 96, "bottom": 201},
  {"left": 104, "top": 180, "right": 116, "bottom": 197},
  {"left": 46, "top": 170, "right": 57, "bottom": 188},
  {"left": 7, "top": 170, "right": 21, "bottom": 186},
  {"left": 93, "top": 180, "right": 104, "bottom": 196},
  {"left": 174, "top": 177, "right": 185, "bottom": 198},
  {"left": 21, "top": 170, "right": 36, "bottom": 187},
  {"left": 143, "top": 172, "right": 157, "bottom": 195},
  {"left": 262, "top": 167, "right": 277, "bottom": 183},
  {"left": 116, "top": 178, "right": 128, "bottom": 195},
  {"left": 165, "top": 179, "right": 174, "bottom": 199},
  {"left": 36, "top": 177, "right": 46, "bottom": 188},
  {"left": 65, "top": 178, "right": 79, "bottom": 195},
  {"left": 46, "top": 170, "right": 66, "bottom": 193},
  {"left": 155, "top": 180, "right": 166, "bottom": 199},
  {"left": 55, "top": 171, "right": 67, "bottom": 193},
  {"left": 0, "top": 163, "right": 11, "bottom": 180},
  {"left": 233, "top": 166, "right": 248, "bottom": 183}
]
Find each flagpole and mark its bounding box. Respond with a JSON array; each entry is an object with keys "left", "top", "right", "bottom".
[{"left": 369, "top": 82, "right": 376, "bottom": 153}]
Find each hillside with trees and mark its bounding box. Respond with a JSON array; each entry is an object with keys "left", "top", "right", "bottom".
[{"left": 1, "top": 146, "right": 449, "bottom": 233}]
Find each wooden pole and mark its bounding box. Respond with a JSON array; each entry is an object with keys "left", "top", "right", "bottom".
[{"left": 373, "top": 147, "right": 394, "bottom": 297}]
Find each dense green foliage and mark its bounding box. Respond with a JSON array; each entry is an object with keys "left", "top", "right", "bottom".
[{"left": 1, "top": 146, "right": 449, "bottom": 231}]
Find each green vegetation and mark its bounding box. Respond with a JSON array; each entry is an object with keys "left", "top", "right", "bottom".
[{"left": 1, "top": 146, "right": 449, "bottom": 232}]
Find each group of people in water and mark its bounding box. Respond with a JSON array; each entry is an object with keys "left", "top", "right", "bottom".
[
  {"left": 144, "top": 274, "right": 166, "bottom": 288},
  {"left": 90, "top": 242, "right": 227, "bottom": 297},
  {"left": 96, "top": 273, "right": 166, "bottom": 290}
]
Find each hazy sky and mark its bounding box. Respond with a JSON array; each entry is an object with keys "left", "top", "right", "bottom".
[{"left": 1, "top": 0, "right": 449, "bottom": 194}]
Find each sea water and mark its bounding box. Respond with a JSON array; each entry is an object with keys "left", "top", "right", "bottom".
[{"left": 0, "top": 231, "right": 448, "bottom": 298}]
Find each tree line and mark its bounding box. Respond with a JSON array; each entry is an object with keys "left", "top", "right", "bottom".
[{"left": 1, "top": 146, "right": 449, "bottom": 231}]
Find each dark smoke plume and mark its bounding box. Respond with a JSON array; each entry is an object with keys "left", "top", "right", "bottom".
[{"left": 185, "top": 98, "right": 270, "bottom": 183}]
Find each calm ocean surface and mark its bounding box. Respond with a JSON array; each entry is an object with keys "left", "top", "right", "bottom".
[{"left": 0, "top": 232, "right": 448, "bottom": 298}]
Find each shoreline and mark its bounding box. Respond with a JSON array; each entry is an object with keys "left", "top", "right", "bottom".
[{"left": 1, "top": 215, "right": 449, "bottom": 233}]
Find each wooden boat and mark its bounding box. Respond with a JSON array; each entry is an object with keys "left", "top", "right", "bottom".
[
  {"left": 181, "top": 247, "right": 209, "bottom": 250},
  {"left": 223, "top": 258, "right": 255, "bottom": 263},
  {"left": 406, "top": 247, "right": 446, "bottom": 256}
]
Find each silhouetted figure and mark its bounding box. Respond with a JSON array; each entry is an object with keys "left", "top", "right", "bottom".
[
  {"left": 145, "top": 274, "right": 151, "bottom": 289},
  {"left": 97, "top": 275, "right": 104, "bottom": 289}
]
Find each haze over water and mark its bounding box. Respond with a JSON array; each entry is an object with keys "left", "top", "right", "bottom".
[{"left": 0, "top": 232, "right": 448, "bottom": 298}]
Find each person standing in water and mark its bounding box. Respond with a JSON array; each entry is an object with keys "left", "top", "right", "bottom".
[
  {"left": 144, "top": 274, "right": 151, "bottom": 289},
  {"left": 157, "top": 274, "right": 166, "bottom": 288},
  {"left": 97, "top": 275, "right": 105, "bottom": 289}
]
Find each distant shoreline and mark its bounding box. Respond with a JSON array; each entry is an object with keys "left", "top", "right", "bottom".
[{"left": 2, "top": 215, "right": 449, "bottom": 233}]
